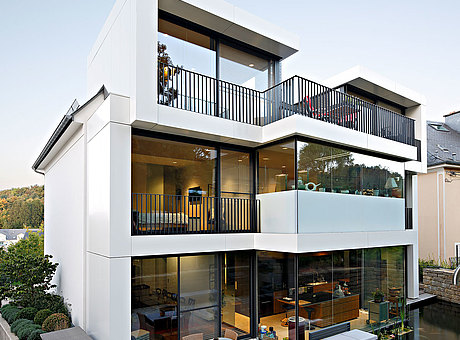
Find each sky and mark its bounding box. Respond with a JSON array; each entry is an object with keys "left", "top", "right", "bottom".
[{"left": 1, "top": 0, "right": 459, "bottom": 190}]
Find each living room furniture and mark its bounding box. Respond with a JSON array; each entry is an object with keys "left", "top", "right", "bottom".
[
  {"left": 300, "top": 294, "right": 359, "bottom": 328},
  {"left": 368, "top": 301, "right": 389, "bottom": 324}
]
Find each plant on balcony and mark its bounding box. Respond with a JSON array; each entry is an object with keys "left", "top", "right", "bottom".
[
  {"left": 372, "top": 288, "right": 385, "bottom": 303},
  {"left": 158, "top": 42, "right": 181, "bottom": 105}
]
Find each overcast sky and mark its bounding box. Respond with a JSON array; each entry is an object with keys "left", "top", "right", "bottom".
[{"left": 1, "top": 0, "right": 459, "bottom": 190}]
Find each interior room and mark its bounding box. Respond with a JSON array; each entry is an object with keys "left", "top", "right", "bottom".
[
  {"left": 132, "top": 134, "right": 253, "bottom": 233},
  {"left": 131, "top": 248, "right": 405, "bottom": 340}
]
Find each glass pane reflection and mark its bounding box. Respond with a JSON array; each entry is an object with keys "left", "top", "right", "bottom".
[{"left": 297, "top": 141, "right": 404, "bottom": 197}]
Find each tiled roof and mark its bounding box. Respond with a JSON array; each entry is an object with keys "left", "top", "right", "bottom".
[
  {"left": 0, "top": 229, "right": 41, "bottom": 241},
  {"left": 427, "top": 120, "right": 460, "bottom": 167}
]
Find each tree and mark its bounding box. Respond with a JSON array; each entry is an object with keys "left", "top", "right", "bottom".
[{"left": 0, "top": 232, "right": 54, "bottom": 307}]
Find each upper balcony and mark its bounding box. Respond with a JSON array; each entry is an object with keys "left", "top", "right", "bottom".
[{"left": 158, "top": 61, "right": 416, "bottom": 147}]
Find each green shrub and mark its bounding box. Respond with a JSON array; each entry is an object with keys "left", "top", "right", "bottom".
[
  {"left": 33, "top": 309, "right": 52, "bottom": 326},
  {"left": 0, "top": 304, "right": 17, "bottom": 314},
  {"left": 1, "top": 305, "right": 18, "bottom": 319},
  {"left": 31, "top": 293, "right": 70, "bottom": 318},
  {"left": 27, "top": 329, "right": 45, "bottom": 340},
  {"left": 16, "top": 307, "right": 38, "bottom": 321},
  {"left": 4, "top": 307, "right": 21, "bottom": 324},
  {"left": 11, "top": 319, "right": 32, "bottom": 334},
  {"left": 42, "top": 313, "right": 70, "bottom": 332},
  {"left": 17, "top": 324, "right": 41, "bottom": 340}
]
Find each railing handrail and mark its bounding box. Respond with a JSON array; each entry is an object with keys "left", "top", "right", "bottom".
[
  {"left": 158, "top": 61, "right": 416, "bottom": 145},
  {"left": 131, "top": 192, "right": 259, "bottom": 235},
  {"left": 159, "top": 61, "right": 414, "bottom": 121}
]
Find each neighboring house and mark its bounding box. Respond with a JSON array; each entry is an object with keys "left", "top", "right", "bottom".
[
  {"left": 32, "top": 1, "right": 426, "bottom": 339},
  {"left": 0, "top": 229, "right": 42, "bottom": 248},
  {"left": 418, "top": 112, "right": 460, "bottom": 261}
]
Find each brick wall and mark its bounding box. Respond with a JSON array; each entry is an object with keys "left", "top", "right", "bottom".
[{"left": 421, "top": 268, "right": 460, "bottom": 304}]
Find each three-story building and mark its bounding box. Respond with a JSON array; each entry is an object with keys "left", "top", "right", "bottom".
[{"left": 33, "top": 0, "right": 426, "bottom": 339}]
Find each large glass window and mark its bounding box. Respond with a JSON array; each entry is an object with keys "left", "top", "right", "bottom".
[
  {"left": 219, "top": 43, "right": 271, "bottom": 91},
  {"left": 221, "top": 149, "right": 252, "bottom": 199},
  {"left": 297, "top": 247, "right": 405, "bottom": 336},
  {"left": 257, "top": 251, "right": 297, "bottom": 340},
  {"left": 258, "top": 140, "right": 296, "bottom": 193},
  {"left": 180, "top": 255, "right": 219, "bottom": 339},
  {"left": 222, "top": 251, "right": 251, "bottom": 337},
  {"left": 131, "top": 257, "right": 179, "bottom": 340},
  {"left": 132, "top": 135, "right": 217, "bottom": 232},
  {"left": 131, "top": 248, "right": 406, "bottom": 339},
  {"left": 158, "top": 19, "right": 216, "bottom": 77},
  {"left": 296, "top": 140, "right": 404, "bottom": 197}
]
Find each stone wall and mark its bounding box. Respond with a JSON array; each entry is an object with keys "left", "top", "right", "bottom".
[{"left": 421, "top": 267, "right": 460, "bottom": 304}]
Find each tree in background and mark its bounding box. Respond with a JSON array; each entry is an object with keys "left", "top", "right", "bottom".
[
  {"left": 0, "top": 231, "right": 55, "bottom": 307},
  {"left": 0, "top": 185, "right": 44, "bottom": 229}
]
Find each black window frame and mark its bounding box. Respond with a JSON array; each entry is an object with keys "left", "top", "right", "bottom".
[{"left": 158, "top": 10, "right": 280, "bottom": 85}]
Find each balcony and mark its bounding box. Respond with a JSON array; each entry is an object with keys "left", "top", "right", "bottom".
[
  {"left": 158, "top": 61, "right": 416, "bottom": 146},
  {"left": 132, "top": 193, "right": 260, "bottom": 235}
]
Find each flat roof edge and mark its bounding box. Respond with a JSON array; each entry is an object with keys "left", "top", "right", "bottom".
[{"left": 324, "top": 66, "right": 426, "bottom": 107}]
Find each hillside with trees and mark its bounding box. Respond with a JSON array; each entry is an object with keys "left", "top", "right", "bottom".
[{"left": 0, "top": 185, "right": 44, "bottom": 229}]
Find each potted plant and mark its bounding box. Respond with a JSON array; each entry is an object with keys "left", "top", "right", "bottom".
[{"left": 372, "top": 289, "right": 385, "bottom": 303}]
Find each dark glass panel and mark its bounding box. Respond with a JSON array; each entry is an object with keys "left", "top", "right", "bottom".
[{"left": 258, "top": 139, "right": 295, "bottom": 193}]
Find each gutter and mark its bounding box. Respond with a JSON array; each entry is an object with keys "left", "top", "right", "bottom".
[
  {"left": 32, "top": 86, "right": 108, "bottom": 173},
  {"left": 32, "top": 115, "right": 73, "bottom": 174}
]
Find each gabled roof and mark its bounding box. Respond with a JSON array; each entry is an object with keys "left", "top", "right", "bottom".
[
  {"left": 32, "top": 86, "right": 108, "bottom": 172},
  {"left": 427, "top": 120, "right": 460, "bottom": 167},
  {"left": 0, "top": 229, "right": 41, "bottom": 241}
]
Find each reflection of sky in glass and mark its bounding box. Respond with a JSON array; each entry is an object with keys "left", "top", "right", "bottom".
[
  {"left": 220, "top": 59, "right": 268, "bottom": 90},
  {"left": 158, "top": 32, "right": 216, "bottom": 77},
  {"left": 350, "top": 153, "right": 403, "bottom": 176}
]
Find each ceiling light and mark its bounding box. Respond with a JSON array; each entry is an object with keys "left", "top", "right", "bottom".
[
  {"left": 238, "top": 159, "right": 243, "bottom": 162},
  {"left": 282, "top": 165, "right": 286, "bottom": 168},
  {"left": 263, "top": 157, "right": 269, "bottom": 161},
  {"left": 249, "top": 63, "right": 254, "bottom": 67},
  {"left": 282, "top": 147, "right": 288, "bottom": 150},
  {"left": 172, "top": 161, "right": 177, "bottom": 164}
]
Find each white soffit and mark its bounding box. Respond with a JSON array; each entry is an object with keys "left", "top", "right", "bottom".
[
  {"left": 158, "top": 0, "right": 300, "bottom": 59},
  {"left": 324, "top": 66, "right": 426, "bottom": 108}
]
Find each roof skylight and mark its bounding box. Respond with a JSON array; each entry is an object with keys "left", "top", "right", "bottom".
[{"left": 429, "top": 123, "right": 449, "bottom": 132}]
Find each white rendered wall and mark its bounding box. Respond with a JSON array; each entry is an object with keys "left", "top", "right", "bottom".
[
  {"left": 44, "top": 135, "right": 85, "bottom": 328},
  {"left": 87, "top": 0, "right": 156, "bottom": 124},
  {"left": 86, "top": 94, "right": 132, "bottom": 339},
  {"left": 86, "top": 253, "right": 131, "bottom": 339}
]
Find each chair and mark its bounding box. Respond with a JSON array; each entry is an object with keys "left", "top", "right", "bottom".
[
  {"left": 224, "top": 329, "right": 238, "bottom": 340},
  {"left": 182, "top": 333, "right": 203, "bottom": 340},
  {"left": 304, "top": 307, "right": 315, "bottom": 331},
  {"left": 137, "top": 313, "right": 156, "bottom": 340}
]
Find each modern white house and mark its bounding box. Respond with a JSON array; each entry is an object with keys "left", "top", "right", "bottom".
[{"left": 33, "top": 0, "right": 426, "bottom": 339}]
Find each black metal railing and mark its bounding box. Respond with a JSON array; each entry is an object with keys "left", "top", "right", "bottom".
[
  {"left": 415, "top": 139, "right": 422, "bottom": 161},
  {"left": 158, "top": 61, "right": 416, "bottom": 146},
  {"left": 132, "top": 193, "right": 260, "bottom": 235},
  {"left": 405, "top": 207, "right": 413, "bottom": 230}
]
